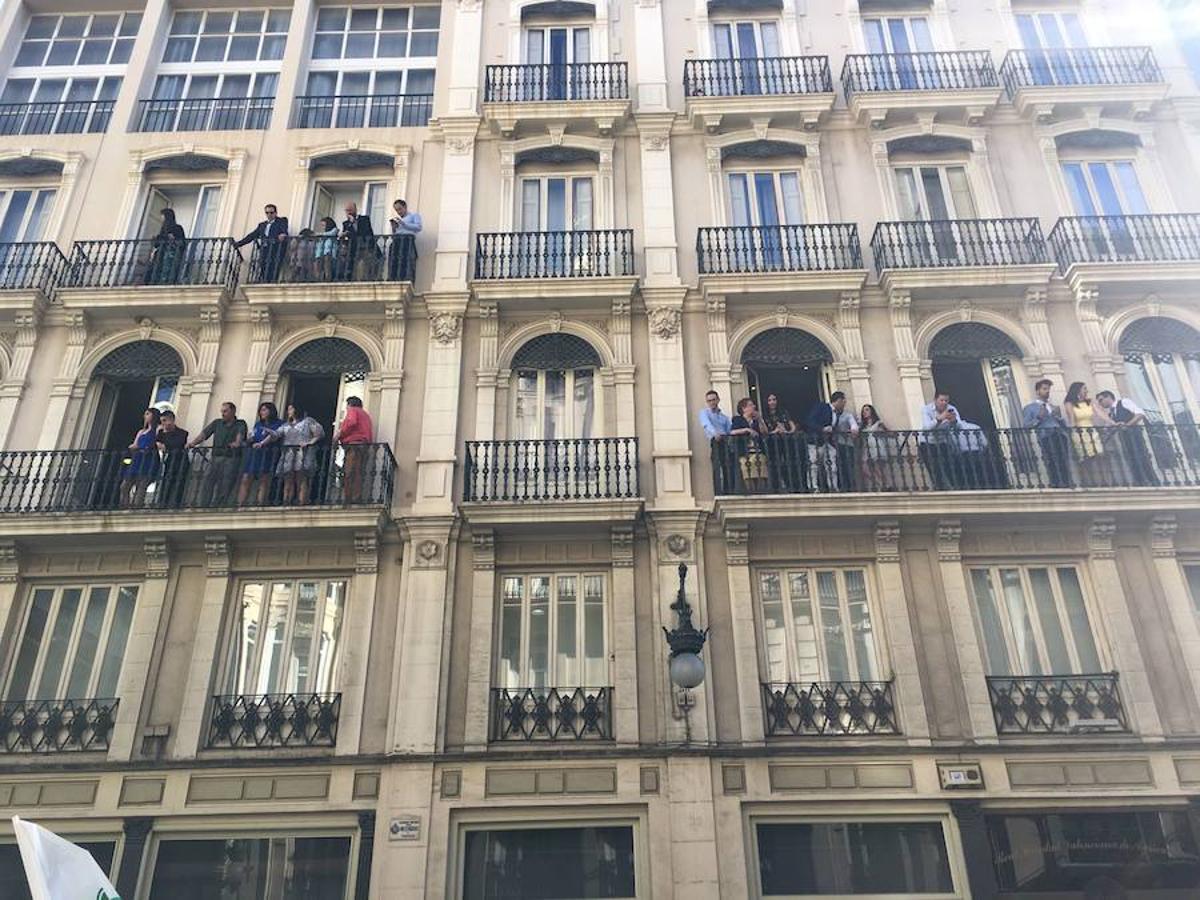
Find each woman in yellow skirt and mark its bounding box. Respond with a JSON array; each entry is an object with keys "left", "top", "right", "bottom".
[{"left": 1063, "top": 381, "right": 1116, "bottom": 486}]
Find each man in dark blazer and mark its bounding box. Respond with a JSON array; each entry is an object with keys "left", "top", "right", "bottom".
[
  {"left": 341, "top": 202, "right": 379, "bottom": 279},
  {"left": 235, "top": 203, "right": 289, "bottom": 282}
]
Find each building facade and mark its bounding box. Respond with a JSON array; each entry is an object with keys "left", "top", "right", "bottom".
[{"left": 0, "top": 0, "right": 1200, "bottom": 896}]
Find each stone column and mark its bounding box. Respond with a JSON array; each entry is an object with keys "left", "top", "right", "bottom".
[
  {"left": 950, "top": 800, "right": 1001, "bottom": 900},
  {"left": 936, "top": 520, "right": 998, "bottom": 742},
  {"left": 645, "top": 294, "right": 693, "bottom": 506},
  {"left": 838, "top": 291, "right": 872, "bottom": 408},
  {"left": 38, "top": 311, "right": 87, "bottom": 450},
  {"left": 375, "top": 303, "right": 406, "bottom": 448},
  {"left": 109, "top": 537, "right": 171, "bottom": 761},
  {"left": 1073, "top": 284, "right": 1121, "bottom": 393},
  {"left": 0, "top": 300, "right": 43, "bottom": 450},
  {"left": 108, "top": 0, "right": 169, "bottom": 137},
  {"left": 610, "top": 525, "right": 639, "bottom": 745},
  {"left": 239, "top": 307, "right": 272, "bottom": 416},
  {"left": 175, "top": 535, "right": 231, "bottom": 758},
  {"left": 889, "top": 290, "right": 926, "bottom": 426},
  {"left": 873, "top": 521, "right": 930, "bottom": 741},
  {"left": 1147, "top": 516, "right": 1200, "bottom": 711},
  {"left": 610, "top": 299, "right": 636, "bottom": 438},
  {"left": 1020, "top": 287, "right": 1065, "bottom": 392},
  {"left": 185, "top": 303, "right": 222, "bottom": 427},
  {"left": 705, "top": 295, "right": 732, "bottom": 405},
  {"left": 463, "top": 528, "right": 495, "bottom": 750},
  {"left": 473, "top": 302, "right": 499, "bottom": 441},
  {"left": 413, "top": 305, "right": 465, "bottom": 512},
  {"left": 664, "top": 756, "right": 721, "bottom": 899},
  {"left": 115, "top": 817, "right": 154, "bottom": 900},
  {"left": 1087, "top": 517, "right": 1163, "bottom": 737},
  {"left": 0, "top": 542, "right": 20, "bottom": 659},
  {"left": 723, "top": 523, "right": 764, "bottom": 744},
  {"left": 337, "top": 531, "right": 379, "bottom": 756}
]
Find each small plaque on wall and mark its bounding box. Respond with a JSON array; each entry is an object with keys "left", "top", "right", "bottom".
[{"left": 389, "top": 816, "right": 421, "bottom": 842}]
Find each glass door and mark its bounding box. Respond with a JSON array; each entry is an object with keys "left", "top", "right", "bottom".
[
  {"left": 1016, "top": 11, "right": 1087, "bottom": 86},
  {"left": 728, "top": 171, "right": 804, "bottom": 270},
  {"left": 0, "top": 188, "right": 56, "bottom": 288},
  {"left": 863, "top": 17, "right": 935, "bottom": 89},
  {"left": 519, "top": 176, "right": 594, "bottom": 275},
  {"left": 712, "top": 20, "right": 781, "bottom": 94},
  {"left": 1061, "top": 160, "right": 1149, "bottom": 258},
  {"left": 894, "top": 165, "right": 977, "bottom": 265},
  {"left": 525, "top": 26, "right": 589, "bottom": 100}
]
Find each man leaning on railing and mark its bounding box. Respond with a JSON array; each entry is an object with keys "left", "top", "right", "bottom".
[
  {"left": 235, "top": 203, "right": 289, "bottom": 283},
  {"left": 186, "top": 401, "right": 248, "bottom": 508}
]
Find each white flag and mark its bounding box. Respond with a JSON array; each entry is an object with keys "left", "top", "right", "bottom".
[{"left": 11, "top": 815, "right": 120, "bottom": 900}]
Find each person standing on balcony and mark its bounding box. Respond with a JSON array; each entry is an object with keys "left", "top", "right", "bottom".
[
  {"left": 919, "top": 391, "right": 961, "bottom": 490},
  {"left": 731, "top": 397, "right": 769, "bottom": 493},
  {"left": 239, "top": 402, "right": 283, "bottom": 507},
  {"left": 146, "top": 208, "right": 185, "bottom": 285},
  {"left": 262, "top": 403, "right": 325, "bottom": 506},
  {"left": 341, "top": 202, "right": 379, "bottom": 280},
  {"left": 155, "top": 410, "right": 190, "bottom": 508},
  {"left": 699, "top": 390, "right": 734, "bottom": 493},
  {"left": 1064, "top": 381, "right": 1116, "bottom": 487},
  {"left": 763, "top": 392, "right": 799, "bottom": 492},
  {"left": 1022, "top": 379, "right": 1073, "bottom": 489},
  {"left": 235, "top": 203, "right": 289, "bottom": 283},
  {"left": 388, "top": 199, "right": 422, "bottom": 281},
  {"left": 119, "top": 407, "right": 162, "bottom": 508},
  {"left": 805, "top": 391, "right": 853, "bottom": 493},
  {"left": 859, "top": 404, "right": 895, "bottom": 492},
  {"left": 1097, "top": 390, "right": 1160, "bottom": 487},
  {"left": 314, "top": 217, "right": 340, "bottom": 281},
  {"left": 187, "top": 401, "right": 248, "bottom": 507},
  {"left": 333, "top": 396, "right": 373, "bottom": 504}
]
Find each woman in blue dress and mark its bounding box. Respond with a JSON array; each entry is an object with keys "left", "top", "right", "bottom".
[
  {"left": 120, "top": 407, "right": 162, "bottom": 508},
  {"left": 238, "top": 402, "right": 282, "bottom": 506}
]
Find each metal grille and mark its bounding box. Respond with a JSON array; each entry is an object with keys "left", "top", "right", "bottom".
[
  {"left": 741, "top": 327, "right": 833, "bottom": 367},
  {"left": 511, "top": 333, "right": 601, "bottom": 370},
  {"left": 929, "top": 323, "right": 1023, "bottom": 361},
  {"left": 1118, "top": 316, "right": 1200, "bottom": 355},
  {"left": 94, "top": 340, "right": 183, "bottom": 379},
  {"left": 281, "top": 337, "right": 371, "bottom": 376}
]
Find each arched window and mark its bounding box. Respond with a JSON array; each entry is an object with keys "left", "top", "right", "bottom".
[
  {"left": 281, "top": 337, "right": 371, "bottom": 436},
  {"left": 929, "top": 323, "right": 1025, "bottom": 429},
  {"left": 511, "top": 333, "right": 602, "bottom": 439},
  {"left": 741, "top": 327, "right": 833, "bottom": 418},
  {"left": 1119, "top": 317, "right": 1200, "bottom": 427},
  {"left": 87, "top": 340, "right": 183, "bottom": 449}
]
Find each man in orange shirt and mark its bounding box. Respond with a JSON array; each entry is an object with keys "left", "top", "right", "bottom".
[{"left": 333, "top": 396, "right": 374, "bottom": 503}]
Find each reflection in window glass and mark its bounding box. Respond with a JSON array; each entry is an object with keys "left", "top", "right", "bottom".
[
  {"left": 0, "top": 842, "right": 116, "bottom": 900},
  {"left": 148, "top": 836, "right": 352, "bottom": 899},
  {"left": 463, "top": 826, "right": 635, "bottom": 899},
  {"left": 495, "top": 573, "right": 608, "bottom": 688}
]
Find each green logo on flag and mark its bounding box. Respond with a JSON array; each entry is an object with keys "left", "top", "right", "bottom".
[{"left": 96, "top": 891, "right": 120, "bottom": 900}]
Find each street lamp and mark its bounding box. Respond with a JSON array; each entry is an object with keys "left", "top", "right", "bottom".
[{"left": 662, "top": 562, "right": 708, "bottom": 742}]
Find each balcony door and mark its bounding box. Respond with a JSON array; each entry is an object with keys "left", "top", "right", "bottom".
[
  {"left": 1017, "top": 11, "right": 1088, "bottom": 86},
  {"left": 1061, "top": 160, "right": 1149, "bottom": 259},
  {"left": 0, "top": 188, "right": 56, "bottom": 243},
  {"left": 519, "top": 175, "right": 593, "bottom": 275},
  {"left": 929, "top": 323, "right": 1026, "bottom": 431},
  {"left": 311, "top": 180, "right": 389, "bottom": 236},
  {"left": 712, "top": 20, "right": 781, "bottom": 94},
  {"left": 728, "top": 170, "right": 804, "bottom": 269},
  {"left": 1119, "top": 320, "right": 1200, "bottom": 469},
  {"left": 863, "top": 16, "right": 934, "bottom": 89},
  {"left": 524, "top": 27, "right": 590, "bottom": 100},
  {"left": 894, "top": 164, "right": 977, "bottom": 265}
]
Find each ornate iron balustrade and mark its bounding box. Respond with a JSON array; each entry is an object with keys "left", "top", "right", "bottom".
[
  {"left": 1048, "top": 214, "right": 1200, "bottom": 270},
  {"left": 0, "top": 99, "right": 114, "bottom": 136},
  {"left": 999, "top": 46, "right": 1163, "bottom": 95},
  {"left": 136, "top": 95, "right": 274, "bottom": 132},
  {"left": 0, "top": 698, "right": 118, "bottom": 753},
  {"left": 841, "top": 50, "right": 998, "bottom": 95},
  {"left": 711, "top": 426, "right": 1200, "bottom": 496},
  {"left": 0, "top": 242, "right": 68, "bottom": 295},
  {"left": 65, "top": 238, "right": 241, "bottom": 290},
  {"left": 246, "top": 234, "right": 416, "bottom": 284},
  {"left": 207, "top": 693, "right": 341, "bottom": 748},
  {"left": 464, "top": 438, "right": 638, "bottom": 502},
  {"left": 762, "top": 681, "right": 898, "bottom": 736},
  {"left": 871, "top": 218, "right": 1049, "bottom": 272},
  {"left": 987, "top": 674, "right": 1129, "bottom": 735},
  {"left": 292, "top": 93, "right": 433, "bottom": 128},
  {"left": 0, "top": 444, "right": 396, "bottom": 513},
  {"left": 697, "top": 224, "right": 862, "bottom": 275},
  {"left": 683, "top": 55, "right": 832, "bottom": 97},
  {"left": 491, "top": 687, "right": 613, "bottom": 741},
  {"left": 474, "top": 230, "right": 635, "bottom": 279},
  {"left": 484, "top": 62, "right": 629, "bottom": 103}
]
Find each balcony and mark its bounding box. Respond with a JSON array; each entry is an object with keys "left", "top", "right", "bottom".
[
  {"left": 0, "top": 698, "right": 117, "bottom": 753},
  {"left": 473, "top": 230, "right": 636, "bottom": 302},
  {"left": 710, "top": 427, "right": 1200, "bottom": 497},
  {"left": 682, "top": 55, "right": 834, "bottom": 129},
  {"left": 0, "top": 242, "right": 68, "bottom": 299},
  {"left": 762, "top": 681, "right": 899, "bottom": 737},
  {"left": 0, "top": 99, "right": 114, "bottom": 136},
  {"left": 490, "top": 687, "right": 613, "bottom": 742},
  {"left": 207, "top": 693, "right": 340, "bottom": 749},
  {"left": 242, "top": 234, "right": 416, "bottom": 311},
  {"left": 135, "top": 95, "right": 274, "bottom": 132},
  {"left": 999, "top": 46, "right": 1167, "bottom": 120},
  {"left": 841, "top": 51, "right": 1002, "bottom": 125},
  {"left": 292, "top": 93, "right": 433, "bottom": 129},
  {"left": 987, "top": 674, "right": 1128, "bottom": 735},
  {"left": 482, "top": 62, "right": 630, "bottom": 134},
  {"left": 1048, "top": 214, "right": 1200, "bottom": 289}
]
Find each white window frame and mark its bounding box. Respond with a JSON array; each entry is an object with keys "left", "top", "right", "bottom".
[
  {"left": 510, "top": 365, "right": 601, "bottom": 441},
  {"left": 1013, "top": 8, "right": 1089, "bottom": 50},
  {"left": 308, "top": 179, "right": 390, "bottom": 236},
  {"left": 135, "top": 179, "right": 225, "bottom": 239},
  {"left": 0, "top": 186, "right": 59, "bottom": 243},
  {"left": 892, "top": 163, "right": 978, "bottom": 221},
  {"left": 307, "top": 5, "right": 440, "bottom": 83},
  {"left": 861, "top": 15, "right": 937, "bottom": 54},
  {"left": 159, "top": 8, "right": 290, "bottom": 67},
  {"left": 10, "top": 11, "right": 140, "bottom": 73},
  {"left": 517, "top": 173, "right": 595, "bottom": 232},
  {"left": 4, "top": 582, "right": 139, "bottom": 701},
  {"left": 1058, "top": 156, "right": 1150, "bottom": 217},
  {"left": 711, "top": 18, "right": 784, "bottom": 59},
  {"left": 725, "top": 167, "right": 805, "bottom": 227},
  {"left": 495, "top": 572, "right": 610, "bottom": 689},
  {"left": 967, "top": 564, "right": 1108, "bottom": 676},
  {"left": 1121, "top": 349, "right": 1200, "bottom": 425},
  {"left": 521, "top": 24, "right": 592, "bottom": 65}
]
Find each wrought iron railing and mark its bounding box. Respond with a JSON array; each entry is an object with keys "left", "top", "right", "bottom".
[
  {"left": 871, "top": 218, "right": 1049, "bottom": 272},
  {"left": 0, "top": 242, "right": 68, "bottom": 295},
  {"left": 292, "top": 93, "right": 433, "bottom": 128},
  {"left": 683, "top": 55, "right": 832, "bottom": 97},
  {"left": 711, "top": 426, "right": 1200, "bottom": 496},
  {"left": 474, "top": 230, "right": 635, "bottom": 279},
  {"left": 841, "top": 50, "right": 998, "bottom": 95},
  {"left": 484, "top": 62, "right": 629, "bottom": 103},
  {"left": 987, "top": 674, "right": 1129, "bottom": 735},
  {"left": 999, "top": 46, "right": 1163, "bottom": 96},
  {"left": 491, "top": 687, "right": 613, "bottom": 741},
  {"left": 697, "top": 224, "right": 862, "bottom": 275},
  {"left": 1048, "top": 214, "right": 1200, "bottom": 270},
  {"left": 464, "top": 438, "right": 638, "bottom": 502},
  {"left": 65, "top": 238, "right": 242, "bottom": 291},
  {"left": 136, "top": 95, "right": 274, "bottom": 132},
  {"left": 0, "top": 698, "right": 118, "bottom": 753},
  {"left": 0, "top": 99, "right": 114, "bottom": 136},
  {"left": 207, "top": 693, "right": 340, "bottom": 748},
  {"left": 762, "top": 681, "right": 898, "bottom": 736},
  {"left": 246, "top": 234, "right": 416, "bottom": 284},
  {"left": 0, "top": 444, "right": 396, "bottom": 513}
]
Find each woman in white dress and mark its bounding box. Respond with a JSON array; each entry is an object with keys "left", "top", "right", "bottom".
[
  {"left": 859, "top": 404, "right": 894, "bottom": 491},
  {"left": 260, "top": 403, "right": 325, "bottom": 505}
]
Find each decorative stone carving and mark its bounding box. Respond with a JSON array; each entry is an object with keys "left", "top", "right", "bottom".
[
  {"left": 204, "top": 535, "right": 230, "bottom": 577},
  {"left": 429, "top": 312, "right": 462, "bottom": 345},
  {"left": 472, "top": 530, "right": 496, "bottom": 570},
  {"left": 0, "top": 541, "right": 17, "bottom": 583},
  {"left": 647, "top": 306, "right": 681, "bottom": 341},
  {"left": 446, "top": 137, "right": 473, "bottom": 155},
  {"left": 665, "top": 534, "right": 690, "bottom": 557},
  {"left": 641, "top": 134, "right": 669, "bottom": 152},
  {"left": 355, "top": 531, "right": 379, "bottom": 574},
  {"left": 1087, "top": 517, "right": 1117, "bottom": 560},
  {"left": 1151, "top": 516, "right": 1178, "bottom": 559},
  {"left": 724, "top": 523, "right": 749, "bottom": 566},
  {"left": 144, "top": 537, "right": 170, "bottom": 578},
  {"left": 416, "top": 540, "right": 442, "bottom": 565},
  {"left": 874, "top": 521, "right": 901, "bottom": 564},
  {"left": 936, "top": 520, "right": 962, "bottom": 562},
  {"left": 611, "top": 526, "right": 634, "bottom": 568}
]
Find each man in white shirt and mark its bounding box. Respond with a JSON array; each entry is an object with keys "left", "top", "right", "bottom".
[
  {"left": 1097, "top": 390, "right": 1160, "bottom": 486},
  {"left": 388, "top": 199, "right": 422, "bottom": 280},
  {"left": 919, "top": 390, "right": 960, "bottom": 489}
]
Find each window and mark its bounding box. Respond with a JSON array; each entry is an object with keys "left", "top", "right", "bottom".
[
  {"left": 462, "top": 825, "right": 635, "bottom": 900},
  {"left": 513, "top": 367, "right": 596, "bottom": 440},
  {"left": 162, "top": 9, "right": 290, "bottom": 64},
  {"left": 497, "top": 574, "right": 607, "bottom": 689},
  {"left": 755, "top": 820, "right": 956, "bottom": 896},
  {"left": 968, "top": 566, "right": 1103, "bottom": 676},
  {"left": 14, "top": 13, "right": 141, "bottom": 68},
  {"left": 0, "top": 841, "right": 117, "bottom": 900},
  {"left": 144, "top": 73, "right": 277, "bottom": 131},
  {"left": 311, "top": 6, "right": 440, "bottom": 59},
  {"left": 713, "top": 20, "right": 781, "bottom": 59},
  {"left": 0, "top": 76, "right": 120, "bottom": 135},
  {"left": 0, "top": 188, "right": 57, "bottom": 243},
  {"left": 757, "top": 569, "right": 878, "bottom": 684},
  {"left": 1016, "top": 10, "right": 1087, "bottom": 51},
  {"left": 863, "top": 16, "right": 934, "bottom": 54},
  {"left": 894, "top": 165, "right": 976, "bottom": 220},
  {"left": 520, "top": 175, "right": 594, "bottom": 232},
  {"left": 728, "top": 171, "right": 803, "bottom": 227},
  {"left": 300, "top": 69, "right": 434, "bottom": 127},
  {"left": 1185, "top": 565, "right": 1200, "bottom": 615},
  {"left": 148, "top": 835, "right": 353, "bottom": 899},
  {"left": 1061, "top": 160, "right": 1148, "bottom": 217},
  {"left": 524, "top": 26, "right": 591, "bottom": 64},
  {"left": 5, "top": 584, "right": 138, "bottom": 701},
  {"left": 311, "top": 181, "right": 390, "bottom": 236},
  {"left": 225, "top": 580, "right": 347, "bottom": 697},
  {"left": 137, "top": 184, "right": 224, "bottom": 239}
]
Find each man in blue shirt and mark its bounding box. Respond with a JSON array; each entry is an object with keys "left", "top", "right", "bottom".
[
  {"left": 699, "top": 390, "right": 733, "bottom": 493},
  {"left": 698, "top": 390, "right": 731, "bottom": 440},
  {"left": 1022, "top": 378, "right": 1072, "bottom": 488}
]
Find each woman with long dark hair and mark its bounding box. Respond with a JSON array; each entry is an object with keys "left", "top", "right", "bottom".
[
  {"left": 1063, "top": 381, "right": 1115, "bottom": 486},
  {"left": 240, "top": 401, "right": 283, "bottom": 506},
  {"left": 120, "top": 407, "right": 162, "bottom": 508},
  {"left": 261, "top": 402, "right": 326, "bottom": 505},
  {"left": 859, "top": 403, "right": 895, "bottom": 491},
  {"left": 147, "top": 207, "right": 186, "bottom": 284}
]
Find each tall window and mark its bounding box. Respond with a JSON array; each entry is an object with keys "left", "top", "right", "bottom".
[
  {"left": 524, "top": 26, "right": 590, "bottom": 64},
  {"left": 728, "top": 170, "right": 803, "bottom": 227},
  {"left": 0, "top": 188, "right": 57, "bottom": 243},
  {"left": 519, "top": 175, "right": 594, "bottom": 232},
  {"left": 862, "top": 16, "right": 934, "bottom": 54},
  {"left": 894, "top": 165, "right": 976, "bottom": 220},
  {"left": 510, "top": 334, "right": 602, "bottom": 441},
  {"left": 1061, "top": 160, "right": 1148, "bottom": 217},
  {"left": 463, "top": 826, "right": 635, "bottom": 900},
  {"left": 148, "top": 835, "right": 353, "bottom": 898},
  {"left": 1119, "top": 318, "right": 1200, "bottom": 432},
  {"left": 968, "top": 565, "right": 1103, "bottom": 676},
  {"left": 497, "top": 573, "right": 607, "bottom": 689},
  {"left": 757, "top": 569, "right": 878, "bottom": 684},
  {"left": 225, "top": 580, "right": 347, "bottom": 697},
  {"left": 5, "top": 584, "right": 138, "bottom": 701},
  {"left": 713, "top": 20, "right": 781, "bottom": 59}
]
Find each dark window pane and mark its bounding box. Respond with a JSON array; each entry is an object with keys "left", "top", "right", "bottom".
[
  {"left": 25, "top": 16, "right": 58, "bottom": 39},
  {"left": 345, "top": 33, "right": 374, "bottom": 58},
  {"left": 120, "top": 14, "right": 142, "bottom": 36},
  {"left": 80, "top": 38, "right": 113, "bottom": 64},
  {"left": 203, "top": 12, "right": 233, "bottom": 34},
  {"left": 267, "top": 10, "right": 291, "bottom": 33},
  {"left": 283, "top": 837, "right": 352, "bottom": 898},
  {"left": 0, "top": 842, "right": 115, "bottom": 900},
  {"left": 148, "top": 837, "right": 350, "bottom": 900},
  {"left": 162, "top": 37, "right": 195, "bottom": 63},
  {"left": 228, "top": 35, "right": 259, "bottom": 61},
  {"left": 315, "top": 7, "right": 346, "bottom": 31},
  {"left": 260, "top": 35, "right": 286, "bottom": 60},
  {"left": 757, "top": 822, "right": 954, "bottom": 896},
  {"left": 195, "top": 36, "right": 228, "bottom": 62},
  {"left": 377, "top": 32, "right": 406, "bottom": 57},
  {"left": 349, "top": 9, "right": 377, "bottom": 31},
  {"left": 234, "top": 10, "right": 264, "bottom": 33},
  {"left": 463, "top": 827, "right": 635, "bottom": 899},
  {"left": 46, "top": 40, "right": 81, "bottom": 65},
  {"left": 382, "top": 9, "right": 409, "bottom": 29},
  {"left": 170, "top": 11, "right": 202, "bottom": 35},
  {"left": 412, "top": 6, "right": 441, "bottom": 29},
  {"left": 88, "top": 16, "right": 118, "bottom": 37},
  {"left": 312, "top": 33, "right": 344, "bottom": 59},
  {"left": 14, "top": 42, "right": 49, "bottom": 67},
  {"left": 111, "top": 38, "right": 134, "bottom": 64},
  {"left": 409, "top": 32, "right": 437, "bottom": 57},
  {"left": 57, "top": 17, "right": 87, "bottom": 37}
]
